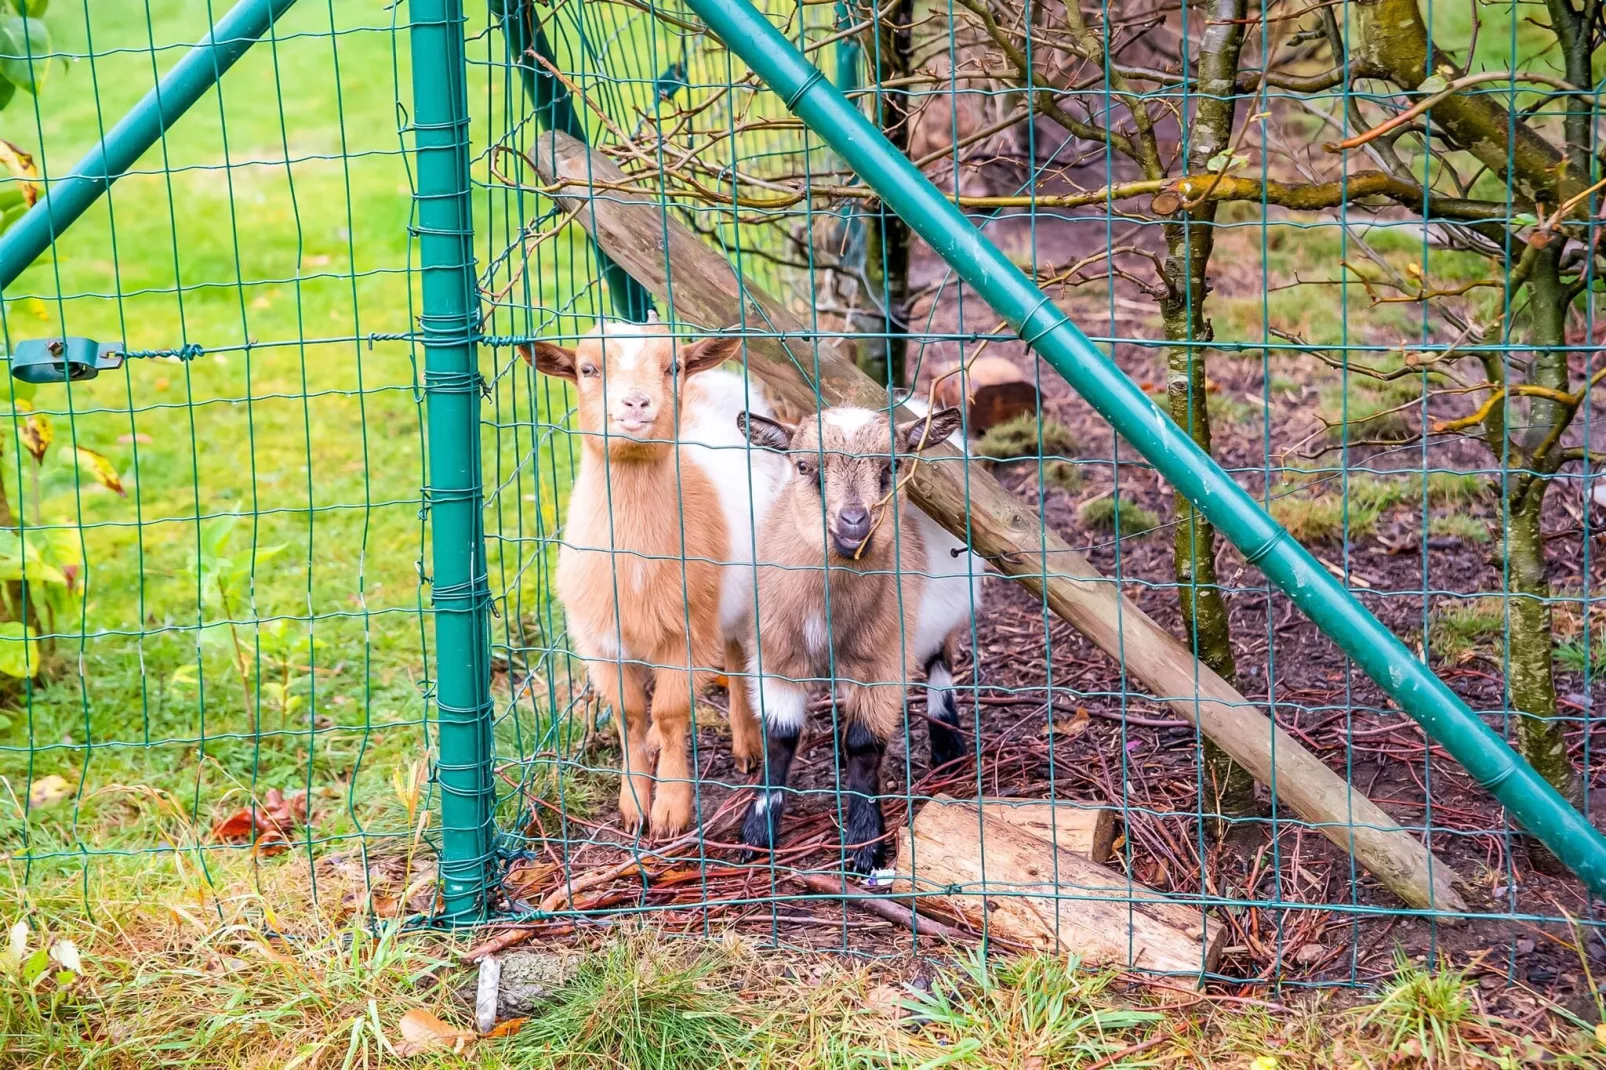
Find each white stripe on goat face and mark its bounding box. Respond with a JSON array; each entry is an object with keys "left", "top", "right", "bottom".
[{"left": 569, "top": 322, "right": 679, "bottom": 450}]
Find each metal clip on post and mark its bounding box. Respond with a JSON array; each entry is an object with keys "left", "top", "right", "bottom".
[{"left": 10, "top": 337, "right": 126, "bottom": 384}]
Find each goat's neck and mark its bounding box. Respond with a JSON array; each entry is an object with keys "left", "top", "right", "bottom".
[{"left": 577, "top": 441, "right": 678, "bottom": 491}]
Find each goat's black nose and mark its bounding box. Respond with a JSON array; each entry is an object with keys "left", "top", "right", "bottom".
[{"left": 838, "top": 504, "right": 870, "bottom": 533}]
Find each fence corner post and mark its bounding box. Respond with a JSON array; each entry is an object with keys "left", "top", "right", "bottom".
[{"left": 409, "top": 0, "right": 494, "bottom": 922}]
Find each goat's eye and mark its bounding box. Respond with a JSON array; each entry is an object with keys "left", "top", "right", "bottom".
[
  {"left": 879, "top": 462, "right": 893, "bottom": 489},
  {"left": 579, "top": 364, "right": 600, "bottom": 378},
  {"left": 795, "top": 460, "right": 813, "bottom": 477},
  {"left": 665, "top": 360, "right": 679, "bottom": 377}
]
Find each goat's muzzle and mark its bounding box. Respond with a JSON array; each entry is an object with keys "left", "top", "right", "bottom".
[{"left": 831, "top": 504, "right": 873, "bottom": 557}]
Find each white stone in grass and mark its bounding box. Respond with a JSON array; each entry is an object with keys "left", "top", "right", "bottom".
[{"left": 475, "top": 954, "right": 502, "bottom": 1034}]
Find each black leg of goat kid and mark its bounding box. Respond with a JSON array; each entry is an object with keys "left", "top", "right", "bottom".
[
  {"left": 924, "top": 651, "right": 965, "bottom": 769},
  {"left": 740, "top": 720, "right": 801, "bottom": 857},
  {"left": 840, "top": 719, "right": 888, "bottom": 873}
]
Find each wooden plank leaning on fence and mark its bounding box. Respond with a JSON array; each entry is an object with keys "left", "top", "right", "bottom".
[{"left": 525, "top": 130, "right": 1466, "bottom": 915}]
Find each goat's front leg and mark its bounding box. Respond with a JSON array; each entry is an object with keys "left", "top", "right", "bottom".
[
  {"left": 840, "top": 681, "right": 901, "bottom": 873},
  {"left": 586, "top": 657, "right": 652, "bottom": 831},
  {"left": 648, "top": 662, "right": 711, "bottom": 837},
  {"left": 725, "top": 638, "right": 762, "bottom": 774},
  {"left": 739, "top": 674, "right": 807, "bottom": 854}
]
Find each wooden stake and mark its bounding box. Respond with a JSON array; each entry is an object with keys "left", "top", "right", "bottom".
[{"left": 525, "top": 132, "right": 1467, "bottom": 915}]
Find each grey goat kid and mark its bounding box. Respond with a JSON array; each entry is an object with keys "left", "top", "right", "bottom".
[{"left": 734, "top": 403, "right": 985, "bottom": 871}]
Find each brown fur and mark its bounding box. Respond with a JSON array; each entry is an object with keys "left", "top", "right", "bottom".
[
  {"left": 522, "top": 324, "right": 763, "bottom": 834},
  {"left": 741, "top": 408, "right": 962, "bottom": 737}
]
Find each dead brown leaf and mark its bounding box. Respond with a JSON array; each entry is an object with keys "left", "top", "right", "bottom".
[
  {"left": 486, "top": 1017, "right": 528, "bottom": 1039},
  {"left": 394, "top": 1009, "right": 475, "bottom": 1057},
  {"left": 210, "top": 787, "right": 312, "bottom": 845},
  {"left": 18, "top": 412, "right": 50, "bottom": 464},
  {"left": 28, "top": 774, "right": 71, "bottom": 808},
  {"left": 1040, "top": 706, "right": 1090, "bottom": 740},
  {"left": 0, "top": 138, "right": 39, "bottom": 206},
  {"left": 864, "top": 983, "right": 904, "bottom": 1018}
]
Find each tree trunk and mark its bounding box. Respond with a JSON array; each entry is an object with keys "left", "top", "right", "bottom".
[
  {"left": 1159, "top": 0, "right": 1256, "bottom": 828},
  {"left": 859, "top": 0, "right": 914, "bottom": 389},
  {"left": 1502, "top": 248, "right": 1582, "bottom": 808},
  {"left": 1503, "top": 481, "right": 1581, "bottom": 808}
]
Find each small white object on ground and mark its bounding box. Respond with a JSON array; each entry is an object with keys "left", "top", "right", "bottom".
[{"left": 475, "top": 954, "right": 502, "bottom": 1034}]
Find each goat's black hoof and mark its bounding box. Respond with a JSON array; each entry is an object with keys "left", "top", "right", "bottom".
[
  {"left": 847, "top": 842, "right": 886, "bottom": 875},
  {"left": 928, "top": 727, "right": 966, "bottom": 771},
  {"left": 740, "top": 795, "right": 783, "bottom": 855}
]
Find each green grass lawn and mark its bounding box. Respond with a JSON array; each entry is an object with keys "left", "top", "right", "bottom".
[{"left": 0, "top": 0, "right": 598, "bottom": 911}]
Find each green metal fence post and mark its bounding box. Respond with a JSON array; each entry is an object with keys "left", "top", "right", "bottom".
[
  {"left": 490, "top": 0, "right": 653, "bottom": 322},
  {"left": 409, "top": 0, "right": 494, "bottom": 921},
  {"left": 0, "top": 0, "right": 301, "bottom": 290},
  {"left": 677, "top": 0, "right": 1606, "bottom": 897}
]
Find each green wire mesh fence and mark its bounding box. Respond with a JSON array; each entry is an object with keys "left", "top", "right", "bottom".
[{"left": 2, "top": 0, "right": 1603, "bottom": 990}]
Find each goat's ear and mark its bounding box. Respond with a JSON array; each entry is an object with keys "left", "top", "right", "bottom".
[
  {"left": 680, "top": 334, "right": 743, "bottom": 375},
  {"left": 521, "top": 341, "right": 578, "bottom": 381},
  {"left": 737, "top": 412, "right": 794, "bottom": 452},
  {"left": 898, "top": 406, "right": 964, "bottom": 452}
]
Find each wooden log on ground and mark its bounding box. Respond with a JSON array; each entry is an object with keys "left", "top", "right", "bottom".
[
  {"left": 931, "top": 354, "right": 1040, "bottom": 433},
  {"left": 525, "top": 132, "right": 1466, "bottom": 915},
  {"left": 966, "top": 796, "right": 1117, "bottom": 862},
  {"left": 891, "top": 797, "right": 1224, "bottom": 977}
]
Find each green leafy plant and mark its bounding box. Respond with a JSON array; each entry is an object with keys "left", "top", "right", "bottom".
[
  {"left": 1556, "top": 634, "right": 1606, "bottom": 676},
  {"left": 0, "top": 0, "right": 97, "bottom": 685},
  {"left": 0, "top": 918, "right": 86, "bottom": 1040},
  {"left": 0, "top": 372, "right": 121, "bottom": 681},
  {"left": 187, "top": 513, "right": 310, "bottom": 723}
]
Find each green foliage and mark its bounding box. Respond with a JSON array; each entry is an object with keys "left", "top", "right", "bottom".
[
  {"left": 1429, "top": 599, "right": 1506, "bottom": 662},
  {"left": 0, "top": 917, "right": 86, "bottom": 1047},
  {"left": 1078, "top": 495, "right": 1160, "bottom": 536},
  {"left": 862, "top": 950, "right": 1163, "bottom": 1068},
  {"left": 180, "top": 514, "right": 324, "bottom": 726},
  {"left": 1430, "top": 513, "right": 1491, "bottom": 545},
  {"left": 1319, "top": 381, "right": 1418, "bottom": 446},
  {"left": 1360, "top": 955, "right": 1484, "bottom": 1066},
  {"left": 1556, "top": 634, "right": 1606, "bottom": 676},
  {"left": 1268, "top": 471, "right": 1490, "bottom": 546},
  {"left": 1269, "top": 486, "right": 1375, "bottom": 543},
  {"left": 976, "top": 413, "right": 1077, "bottom": 461},
  {"left": 510, "top": 935, "right": 759, "bottom": 1070},
  {"left": 189, "top": 512, "right": 288, "bottom": 621},
  {"left": 1041, "top": 458, "right": 1082, "bottom": 493},
  {"left": 0, "top": 10, "right": 51, "bottom": 100}
]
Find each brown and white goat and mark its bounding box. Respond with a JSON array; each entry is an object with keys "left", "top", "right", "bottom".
[
  {"left": 522, "top": 322, "right": 785, "bottom": 835},
  {"left": 735, "top": 404, "right": 985, "bottom": 871}
]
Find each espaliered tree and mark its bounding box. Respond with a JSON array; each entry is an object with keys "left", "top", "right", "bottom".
[{"left": 1340, "top": 0, "right": 1599, "bottom": 808}]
